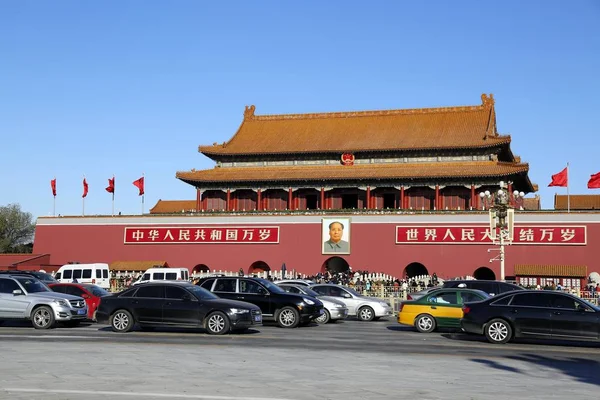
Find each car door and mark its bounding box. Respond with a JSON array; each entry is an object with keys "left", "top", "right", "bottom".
[
  {"left": 212, "top": 278, "right": 238, "bottom": 301},
  {"left": 509, "top": 293, "right": 553, "bottom": 337},
  {"left": 425, "top": 290, "right": 462, "bottom": 327},
  {"left": 237, "top": 279, "right": 272, "bottom": 315},
  {"left": 162, "top": 286, "right": 201, "bottom": 326},
  {"left": 132, "top": 285, "right": 165, "bottom": 324},
  {"left": 0, "top": 278, "right": 30, "bottom": 318},
  {"left": 550, "top": 294, "right": 600, "bottom": 340}
]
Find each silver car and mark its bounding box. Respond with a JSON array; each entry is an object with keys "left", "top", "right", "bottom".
[
  {"left": 277, "top": 284, "right": 348, "bottom": 324},
  {"left": 311, "top": 284, "right": 394, "bottom": 321},
  {"left": 0, "top": 275, "right": 88, "bottom": 329}
]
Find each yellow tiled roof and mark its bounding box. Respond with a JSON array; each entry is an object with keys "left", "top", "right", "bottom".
[
  {"left": 109, "top": 261, "right": 170, "bottom": 272},
  {"left": 514, "top": 265, "right": 587, "bottom": 277},
  {"left": 554, "top": 195, "right": 600, "bottom": 210},
  {"left": 177, "top": 161, "right": 529, "bottom": 183},
  {"left": 199, "top": 94, "right": 509, "bottom": 156},
  {"left": 150, "top": 200, "right": 197, "bottom": 214}
]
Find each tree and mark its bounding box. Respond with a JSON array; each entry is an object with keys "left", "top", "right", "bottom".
[{"left": 0, "top": 204, "right": 35, "bottom": 253}]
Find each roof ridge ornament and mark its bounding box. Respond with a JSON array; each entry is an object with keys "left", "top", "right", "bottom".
[
  {"left": 244, "top": 105, "right": 256, "bottom": 120},
  {"left": 481, "top": 93, "right": 495, "bottom": 108}
]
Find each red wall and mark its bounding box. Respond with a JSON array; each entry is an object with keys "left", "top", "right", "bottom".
[{"left": 32, "top": 215, "right": 600, "bottom": 280}]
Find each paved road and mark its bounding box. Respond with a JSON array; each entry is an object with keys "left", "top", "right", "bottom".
[{"left": 0, "top": 319, "right": 598, "bottom": 400}]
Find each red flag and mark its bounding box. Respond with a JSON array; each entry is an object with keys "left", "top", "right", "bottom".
[
  {"left": 105, "top": 177, "right": 115, "bottom": 193},
  {"left": 50, "top": 179, "right": 57, "bottom": 197},
  {"left": 588, "top": 172, "right": 600, "bottom": 189},
  {"left": 82, "top": 178, "right": 89, "bottom": 198},
  {"left": 548, "top": 167, "right": 568, "bottom": 187},
  {"left": 133, "top": 177, "right": 144, "bottom": 196}
]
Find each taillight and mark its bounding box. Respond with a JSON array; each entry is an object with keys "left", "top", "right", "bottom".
[
  {"left": 407, "top": 294, "right": 413, "bottom": 300},
  {"left": 462, "top": 305, "right": 471, "bottom": 314},
  {"left": 399, "top": 303, "right": 404, "bottom": 312},
  {"left": 92, "top": 279, "right": 96, "bottom": 284}
]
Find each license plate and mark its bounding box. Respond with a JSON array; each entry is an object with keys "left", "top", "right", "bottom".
[
  {"left": 77, "top": 309, "right": 86, "bottom": 315},
  {"left": 254, "top": 315, "right": 262, "bottom": 322}
]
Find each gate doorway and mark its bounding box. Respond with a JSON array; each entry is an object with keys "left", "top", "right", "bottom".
[
  {"left": 321, "top": 257, "right": 350, "bottom": 274},
  {"left": 473, "top": 267, "right": 496, "bottom": 280},
  {"left": 192, "top": 264, "right": 210, "bottom": 274},
  {"left": 342, "top": 194, "right": 358, "bottom": 209},
  {"left": 403, "top": 262, "right": 429, "bottom": 279},
  {"left": 249, "top": 261, "right": 271, "bottom": 274}
]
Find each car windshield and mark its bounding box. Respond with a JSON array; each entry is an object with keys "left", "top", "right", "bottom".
[
  {"left": 84, "top": 285, "right": 111, "bottom": 297},
  {"left": 579, "top": 297, "right": 600, "bottom": 311},
  {"left": 300, "top": 287, "right": 320, "bottom": 297},
  {"left": 16, "top": 277, "right": 50, "bottom": 293},
  {"left": 343, "top": 286, "right": 362, "bottom": 297},
  {"left": 187, "top": 285, "right": 218, "bottom": 300},
  {"left": 256, "top": 278, "right": 285, "bottom": 293},
  {"left": 35, "top": 272, "right": 58, "bottom": 283}
]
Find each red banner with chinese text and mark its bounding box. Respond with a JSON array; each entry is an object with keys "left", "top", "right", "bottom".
[
  {"left": 396, "top": 225, "right": 586, "bottom": 245},
  {"left": 124, "top": 226, "right": 280, "bottom": 244}
]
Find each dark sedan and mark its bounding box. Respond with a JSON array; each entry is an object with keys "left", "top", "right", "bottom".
[
  {"left": 461, "top": 290, "right": 600, "bottom": 344},
  {"left": 96, "top": 281, "right": 262, "bottom": 334}
]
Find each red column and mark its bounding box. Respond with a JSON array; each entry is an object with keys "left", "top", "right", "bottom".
[
  {"left": 226, "top": 189, "right": 231, "bottom": 211},
  {"left": 288, "top": 188, "right": 293, "bottom": 210},
  {"left": 196, "top": 189, "right": 201, "bottom": 212},
  {"left": 320, "top": 187, "right": 325, "bottom": 210},
  {"left": 435, "top": 185, "right": 440, "bottom": 210},
  {"left": 507, "top": 182, "right": 513, "bottom": 206},
  {"left": 366, "top": 187, "right": 371, "bottom": 210},
  {"left": 257, "top": 189, "right": 262, "bottom": 211},
  {"left": 470, "top": 185, "right": 475, "bottom": 210},
  {"left": 400, "top": 186, "right": 405, "bottom": 209}
]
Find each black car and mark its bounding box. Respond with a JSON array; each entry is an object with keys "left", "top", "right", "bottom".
[
  {"left": 197, "top": 276, "right": 324, "bottom": 328},
  {"left": 442, "top": 280, "right": 523, "bottom": 296},
  {"left": 0, "top": 270, "right": 57, "bottom": 285},
  {"left": 95, "top": 281, "right": 262, "bottom": 335},
  {"left": 461, "top": 290, "right": 600, "bottom": 344}
]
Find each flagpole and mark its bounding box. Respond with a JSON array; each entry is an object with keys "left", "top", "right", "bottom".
[
  {"left": 567, "top": 162, "right": 570, "bottom": 213},
  {"left": 53, "top": 195, "right": 56, "bottom": 217},
  {"left": 142, "top": 172, "right": 145, "bottom": 215},
  {"left": 112, "top": 174, "right": 115, "bottom": 217},
  {"left": 82, "top": 174, "right": 85, "bottom": 216}
]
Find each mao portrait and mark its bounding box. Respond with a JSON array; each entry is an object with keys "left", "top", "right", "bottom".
[{"left": 322, "top": 218, "right": 351, "bottom": 254}]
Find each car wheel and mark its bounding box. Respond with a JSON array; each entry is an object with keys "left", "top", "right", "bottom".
[
  {"left": 205, "top": 311, "right": 230, "bottom": 335},
  {"left": 415, "top": 314, "right": 436, "bottom": 333},
  {"left": 315, "top": 309, "right": 331, "bottom": 324},
  {"left": 110, "top": 309, "right": 134, "bottom": 333},
  {"left": 276, "top": 307, "right": 300, "bottom": 328},
  {"left": 31, "top": 306, "right": 55, "bottom": 329},
  {"left": 357, "top": 306, "right": 375, "bottom": 322},
  {"left": 485, "top": 319, "right": 512, "bottom": 344}
]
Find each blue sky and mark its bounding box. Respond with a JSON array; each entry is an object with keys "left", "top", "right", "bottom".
[{"left": 1, "top": 1, "right": 599, "bottom": 218}]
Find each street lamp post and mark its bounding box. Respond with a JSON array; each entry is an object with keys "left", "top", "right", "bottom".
[{"left": 479, "top": 181, "right": 523, "bottom": 281}]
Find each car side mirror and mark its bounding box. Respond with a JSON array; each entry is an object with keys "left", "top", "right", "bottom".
[
  {"left": 576, "top": 304, "right": 590, "bottom": 312},
  {"left": 12, "top": 289, "right": 23, "bottom": 296}
]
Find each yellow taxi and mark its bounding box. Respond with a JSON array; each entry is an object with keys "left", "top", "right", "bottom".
[{"left": 398, "top": 288, "right": 489, "bottom": 333}]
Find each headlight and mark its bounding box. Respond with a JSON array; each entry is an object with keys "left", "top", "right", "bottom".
[
  {"left": 333, "top": 303, "right": 344, "bottom": 308},
  {"left": 303, "top": 297, "right": 315, "bottom": 305},
  {"left": 229, "top": 308, "right": 250, "bottom": 314},
  {"left": 380, "top": 302, "right": 390, "bottom": 307},
  {"left": 53, "top": 299, "right": 69, "bottom": 307}
]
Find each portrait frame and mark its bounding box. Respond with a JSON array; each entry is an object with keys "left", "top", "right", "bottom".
[{"left": 322, "top": 217, "right": 351, "bottom": 255}]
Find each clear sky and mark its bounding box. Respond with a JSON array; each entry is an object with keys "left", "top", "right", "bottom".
[{"left": 1, "top": 1, "right": 599, "bottom": 218}]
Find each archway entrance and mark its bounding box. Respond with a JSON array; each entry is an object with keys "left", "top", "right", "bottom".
[
  {"left": 473, "top": 267, "right": 496, "bottom": 280},
  {"left": 403, "top": 262, "right": 429, "bottom": 279},
  {"left": 321, "top": 257, "right": 350, "bottom": 274},
  {"left": 248, "top": 261, "right": 271, "bottom": 274},
  {"left": 192, "top": 264, "right": 210, "bottom": 274}
]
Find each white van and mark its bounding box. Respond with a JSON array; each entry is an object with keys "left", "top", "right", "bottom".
[
  {"left": 55, "top": 263, "right": 111, "bottom": 289},
  {"left": 133, "top": 268, "right": 189, "bottom": 285}
]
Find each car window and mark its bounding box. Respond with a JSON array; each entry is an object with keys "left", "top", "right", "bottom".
[
  {"left": 491, "top": 295, "right": 513, "bottom": 305},
  {"left": 50, "top": 285, "right": 66, "bottom": 293},
  {"left": 240, "top": 280, "right": 266, "bottom": 294},
  {"left": 312, "top": 286, "right": 330, "bottom": 296},
  {"left": 142, "top": 273, "right": 150, "bottom": 281},
  {"left": 0, "top": 278, "right": 20, "bottom": 293},
  {"left": 442, "top": 282, "right": 459, "bottom": 288},
  {"left": 103, "top": 270, "right": 109, "bottom": 279},
  {"left": 63, "top": 270, "right": 72, "bottom": 279},
  {"left": 165, "top": 273, "right": 177, "bottom": 280},
  {"left": 428, "top": 292, "right": 458, "bottom": 305},
  {"left": 328, "top": 287, "right": 345, "bottom": 297},
  {"left": 281, "top": 286, "right": 301, "bottom": 294},
  {"left": 73, "top": 270, "right": 82, "bottom": 279},
  {"left": 153, "top": 273, "right": 165, "bottom": 280},
  {"left": 214, "top": 278, "right": 237, "bottom": 293},
  {"left": 55, "top": 272, "right": 62, "bottom": 280},
  {"left": 65, "top": 286, "right": 85, "bottom": 296},
  {"left": 200, "top": 279, "right": 215, "bottom": 290},
  {"left": 552, "top": 295, "right": 580, "bottom": 310},
  {"left": 96, "top": 270, "right": 102, "bottom": 278},
  {"left": 82, "top": 269, "right": 92, "bottom": 279},
  {"left": 467, "top": 282, "right": 494, "bottom": 294},
  {"left": 511, "top": 293, "right": 553, "bottom": 307},
  {"left": 460, "top": 292, "right": 485, "bottom": 303},
  {"left": 165, "top": 286, "right": 190, "bottom": 299},
  {"left": 135, "top": 285, "right": 164, "bottom": 298},
  {"left": 498, "top": 283, "right": 522, "bottom": 293}
]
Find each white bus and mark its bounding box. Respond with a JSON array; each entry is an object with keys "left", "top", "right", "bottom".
[{"left": 55, "top": 263, "right": 111, "bottom": 289}]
